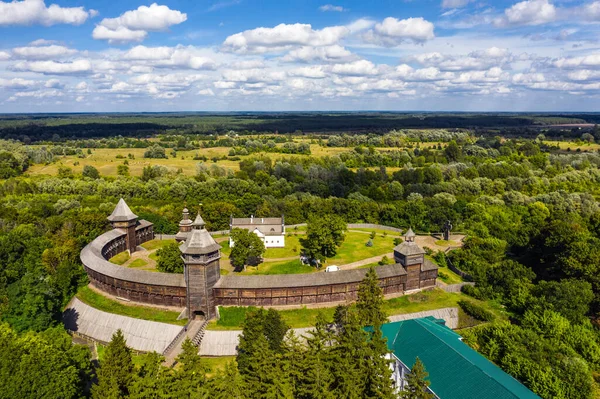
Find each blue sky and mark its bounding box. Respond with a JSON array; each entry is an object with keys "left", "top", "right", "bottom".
[{"left": 0, "top": 0, "right": 599, "bottom": 112}]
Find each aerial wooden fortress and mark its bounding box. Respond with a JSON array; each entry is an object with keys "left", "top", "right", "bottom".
[{"left": 80, "top": 199, "right": 438, "bottom": 320}]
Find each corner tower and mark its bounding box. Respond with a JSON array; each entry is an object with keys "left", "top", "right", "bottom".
[
  {"left": 393, "top": 228, "right": 425, "bottom": 291},
  {"left": 180, "top": 212, "right": 221, "bottom": 320},
  {"left": 107, "top": 198, "right": 139, "bottom": 254}
]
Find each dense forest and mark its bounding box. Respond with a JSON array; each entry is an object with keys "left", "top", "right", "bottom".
[{"left": 1, "top": 118, "right": 600, "bottom": 398}]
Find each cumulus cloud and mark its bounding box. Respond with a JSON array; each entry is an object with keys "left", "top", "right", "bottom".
[
  {"left": 11, "top": 59, "right": 92, "bottom": 75},
  {"left": 281, "top": 45, "right": 356, "bottom": 63},
  {"left": 0, "top": 77, "right": 36, "bottom": 89},
  {"left": 12, "top": 44, "right": 77, "bottom": 60},
  {"left": 0, "top": 51, "right": 10, "bottom": 61},
  {"left": 122, "top": 45, "right": 218, "bottom": 70},
  {"left": 410, "top": 47, "right": 514, "bottom": 71},
  {"left": 197, "top": 88, "right": 215, "bottom": 95},
  {"left": 331, "top": 60, "right": 379, "bottom": 76},
  {"left": 289, "top": 66, "right": 327, "bottom": 79},
  {"left": 363, "top": 17, "right": 435, "bottom": 46},
  {"left": 553, "top": 54, "right": 600, "bottom": 69},
  {"left": 93, "top": 3, "right": 187, "bottom": 44},
  {"left": 495, "top": 0, "right": 557, "bottom": 27},
  {"left": 319, "top": 4, "right": 346, "bottom": 12},
  {"left": 0, "top": 0, "right": 93, "bottom": 26},
  {"left": 222, "top": 23, "right": 350, "bottom": 53}
]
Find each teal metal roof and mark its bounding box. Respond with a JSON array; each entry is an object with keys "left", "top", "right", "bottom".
[{"left": 381, "top": 317, "right": 540, "bottom": 399}]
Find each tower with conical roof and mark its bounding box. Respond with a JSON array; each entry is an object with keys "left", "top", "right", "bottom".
[
  {"left": 175, "top": 207, "right": 193, "bottom": 242},
  {"left": 393, "top": 228, "right": 426, "bottom": 290},
  {"left": 180, "top": 211, "right": 221, "bottom": 319},
  {"left": 107, "top": 198, "right": 139, "bottom": 254}
]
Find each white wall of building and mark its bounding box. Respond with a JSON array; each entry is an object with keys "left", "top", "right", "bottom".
[{"left": 229, "top": 234, "right": 285, "bottom": 249}]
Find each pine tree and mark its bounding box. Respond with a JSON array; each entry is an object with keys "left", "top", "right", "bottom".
[
  {"left": 400, "top": 357, "right": 434, "bottom": 399},
  {"left": 208, "top": 361, "right": 247, "bottom": 399},
  {"left": 172, "top": 338, "right": 207, "bottom": 398},
  {"left": 237, "top": 309, "right": 266, "bottom": 374},
  {"left": 264, "top": 308, "right": 289, "bottom": 353},
  {"left": 129, "top": 352, "right": 166, "bottom": 399},
  {"left": 364, "top": 324, "right": 395, "bottom": 399},
  {"left": 330, "top": 310, "right": 367, "bottom": 399},
  {"left": 357, "top": 267, "right": 387, "bottom": 327},
  {"left": 92, "top": 329, "right": 134, "bottom": 399},
  {"left": 297, "top": 313, "right": 336, "bottom": 399}
]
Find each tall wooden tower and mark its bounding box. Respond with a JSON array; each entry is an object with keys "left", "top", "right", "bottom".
[
  {"left": 107, "top": 198, "right": 139, "bottom": 254},
  {"left": 179, "top": 212, "right": 222, "bottom": 319}
]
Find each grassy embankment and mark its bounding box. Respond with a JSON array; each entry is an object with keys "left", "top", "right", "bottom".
[
  {"left": 207, "top": 288, "right": 505, "bottom": 331},
  {"left": 76, "top": 286, "right": 186, "bottom": 326}
]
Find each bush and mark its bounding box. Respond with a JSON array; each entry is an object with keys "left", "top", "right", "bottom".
[
  {"left": 370, "top": 231, "right": 376, "bottom": 239},
  {"left": 458, "top": 300, "right": 494, "bottom": 322},
  {"left": 365, "top": 239, "right": 373, "bottom": 247},
  {"left": 393, "top": 238, "right": 402, "bottom": 246},
  {"left": 461, "top": 284, "right": 486, "bottom": 300},
  {"left": 378, "top": 255, "right": 390, "bottom": 266}
]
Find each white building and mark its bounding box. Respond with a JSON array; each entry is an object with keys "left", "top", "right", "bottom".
[{"left": 229, "top": 215, "right": 285, "bottom": 248}]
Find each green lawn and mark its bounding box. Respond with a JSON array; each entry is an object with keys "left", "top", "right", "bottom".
[
  {"left": 435, "top": 240, "right": 458, "bottom": 246},
  {"left": 141, "top": 239, "right": 176, "bottom": 251},
  {"left": 264, "top": 234, "right": 303, "bottom": 258},
  {"left": 109, "top": 251, "right": 130, "bottom": 265},
  {"left": 347, "top": 227, "right": 403, "bottom": 237},
  {"left": 97, "top": 343, "right": 146, "bottom": 367},
  {"left": 437, "top": 266, "right": 464, "bottom": 285},
  {"left": 207, "top": 289, "right": 502, "bottom": 330},
  {"left": 326, "top": 232, "right": 396, "bottom": 265},
  {"left": 148, "top": 252, "right": 158, "bottom": 261},
  {"left": 239, "top": 259, "right": 315, "bottom": 275},
  {"left": 76, "top": 286, "right": 186, "bottom": 326},
  {"left": 129, "top": 258, "right": 149, "bottom": 269}
]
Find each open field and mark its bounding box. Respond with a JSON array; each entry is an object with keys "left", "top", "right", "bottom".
[
  {"left": 76, "top": 286, "right": 186, "bottom": 326},
  {"left": 542, "top": 140, "right": 600, "bottom": 151},
  {"left": 24, "top": 141, "right": 451, "bottom": 178},
  {"left": 238, "top": 259, "right": 316, "bottom": 275},
  {"left": 207, "top": 289, "right": 506, "bottom": 330}
]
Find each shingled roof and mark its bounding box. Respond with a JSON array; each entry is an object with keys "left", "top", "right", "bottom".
[
  {"left": 215, "top": 263, "right": 407, "bottom": 289},
  {"left": 107, "top": 198, "right": 138, "bottom": 222},
  {"left": 180, "top": 213, "right": 221, "bottom": 255},
  {"left": 394, "top": 241, "right": 426, "bottom": 256}
]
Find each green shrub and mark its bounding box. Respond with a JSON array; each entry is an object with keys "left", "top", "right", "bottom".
[
  {"left": 458, "top": 300, "right": 494, "bottom": 322},
  {"left": 365, "top": 239, "right": 373, "bottom": 247},
  {"left": 461, "top": 284, "right": 486, "bottom": 300}
]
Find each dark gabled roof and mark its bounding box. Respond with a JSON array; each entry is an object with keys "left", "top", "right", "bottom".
[
  {"left": 180, "top": 227, "right": 221, "bottom": 255},
  {"left": 231, "top": 217, "right": 284, "bottom": 235},
  {"left": 214, "top": 263, "right": 407, "bottom": 289},
  {"left": 107, "top": 198, "right": 138, "bottom": 222},
  {"left": 394, "top": 241, "right": 425, "bottom": 256},
  {"left": 381, "top": 317, "right": 540, "bottom": 399},
  {"left": 422, "top": 258, "right": 438, "bottom": 272}
]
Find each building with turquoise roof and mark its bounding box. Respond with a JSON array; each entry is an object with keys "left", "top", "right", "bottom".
[{"left": 381, "top": 317, "right": 540, "bottom": 399}]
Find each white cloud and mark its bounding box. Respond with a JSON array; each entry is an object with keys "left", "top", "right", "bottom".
[
  {"left": 331, "top": 60, "right": 379, "bottom": 76},
  {"left": 11, "top": 59, "right": 92, "bottom": 75},
  {"left": 93, "top": 26, "right": 148, "bottom": 44},
  {"left": 319, "top": 4, "right": 345, "bottom": 12},
  {"left": 44, "top": 78, "right": 63, "bottom": 88},
  {"left": 221, "top": 68, "right": 286, "bottom": 83},
  {"left": 75, "top": 81, "right": 88, "bottom": 91},
  {"left": 363, "top": 17, "right": 435, "bottom": 46},
  {"left": 12, "top": 44, "right": 77, "bottom": 60},
  {"left": 410, "top": 47, "right": 514, "bottom": 71},
  {"left": 281, "top": 45, "right": 356, "bottom": 63},
  {"left": 441, "top": 0, "right": 472, "bottom": 9},
  {"left": 93, "top": 3, "right": 187, "bottom": 44},
  {"left": 214, "top": 81, "right": 236, "bottom": 89},
  {"left": 122, "top": 45, "right": 218, "bottom": 70},
  {"left": 0, "top": 0, "right": 92, "bottom": 26},
  {"left": 198, "top": 88, "right": 215, "bottom": 95},
  {"left": 289, "top": 66, "right": 327, "bottom": 79},
  {"left": 567, "top": 70, "right": 600, "bottom": 81},
  {"left": 0, "top": 77, "right": 36, "bottom": 89},
  {"left": 495, "top": 0, "right": 557, "bottom": 27},
  {"left": 0, "top": 51, "right": 10, "bottom": 61},
  {"left": 222, "top": 23, "right": 350, "bottom": 54},
  {"left": 553, "top": 54, "right": 600, "bottom": 69}
]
